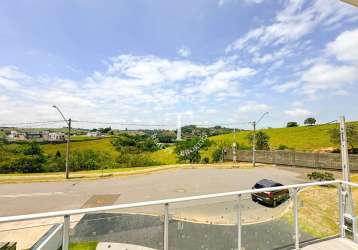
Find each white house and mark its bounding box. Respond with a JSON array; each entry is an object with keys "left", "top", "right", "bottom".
[
  {"left": 86, "top": 131, "right": 102, "bottom": 137},
  {"left": 48, "top": 132, "right": 66, "bottom": 141}
]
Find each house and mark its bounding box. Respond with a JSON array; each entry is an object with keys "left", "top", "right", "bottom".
[
  {"left": 7, "top": 131, "right": 26, "bottom": 141},
  {"left": 86, "top": 131, "right": 102, "bottom": 137},
  {"left": 48, "top": 132, "right": 66, "bottom": 141}
]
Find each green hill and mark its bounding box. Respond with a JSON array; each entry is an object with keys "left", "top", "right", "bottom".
[
  {"left": 41, "top": 122, "right": 358, "bottom": 166},
  {"left": 210, "top": 121, "right": 358, "bottom": 151}
]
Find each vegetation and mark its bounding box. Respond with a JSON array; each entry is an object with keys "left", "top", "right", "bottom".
[
  {"left": 276, "top": 144, "right": 290, "bottom": 150},
  {"left": 174, "top": 137, "right": 211, "bottom": 163},
  {"left": 69, "top": 241, "right": 98, "bottom": 250},
  {"left": 287, "top": 121, "right": 299, "bottom": 127},
  {"left": 112, "top": 134, "right": 162, "bottom": 167},
  {"left": 209, "top": 122, "right": 358, "bottom": 152},
  {"left": 329, "top": 123, "right": 358, "bottom": 152},
  {"left": 307, "top": 171, "right": 335, "bottom": 181},
  {"left": 304, "top": 117, "right": 316, "bottom": 126},
  {"left": 246, "top": 131, "right": 270, "bottom": 150}
]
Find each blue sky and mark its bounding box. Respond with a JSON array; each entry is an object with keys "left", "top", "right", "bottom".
[{"left": 0, "top": 0, "right": 357, "bottom": 129}]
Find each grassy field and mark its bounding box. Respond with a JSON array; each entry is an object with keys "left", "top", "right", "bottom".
[
  {"left": 210, "top": 121, "right": 358, "bottom": 152},
  {"left": 42, "top": 138, "right": 119, "bottom": 158}
]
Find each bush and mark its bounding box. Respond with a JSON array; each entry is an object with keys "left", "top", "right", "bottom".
[
  {"left": 116, "top": 152, "right": 159, "bottom": 167},
  {"left": 70, "top": 150, "right": 115, "bottom": 171},
  {"left": 277, "top": 144, "right": 290, "bottom": 150},
  {"left": 307, "top": 171, "right": 335, "bottom": 181},
  {"left": 212, "top": 148, "right": 224, "bottom": 163},
  {"left": 287, "top": 122, "right": 299, "bottom": 127},
  {"left": 201, "top": 157, "right": 210, "bottom": 164}
]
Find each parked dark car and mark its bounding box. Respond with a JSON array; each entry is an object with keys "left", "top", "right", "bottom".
[{"left": 251, "top": 179, "right": 290, "bottom": 207}]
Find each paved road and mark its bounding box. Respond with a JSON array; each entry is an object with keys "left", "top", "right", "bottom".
[{"left": 0, "top": 166, "right": 306, "bottom": 217}]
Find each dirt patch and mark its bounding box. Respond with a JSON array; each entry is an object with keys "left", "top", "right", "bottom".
[{"left": 81, "top": 194, "right": 120, "bottom": 208}]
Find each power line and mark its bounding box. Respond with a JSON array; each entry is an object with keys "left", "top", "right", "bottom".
[{"left": 0, "top": 120, "right": 64, "bottom": 127}]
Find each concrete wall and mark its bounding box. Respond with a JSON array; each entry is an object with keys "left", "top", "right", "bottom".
[{"left": 224, "top": 150, "right": 358, "bottom": 171}]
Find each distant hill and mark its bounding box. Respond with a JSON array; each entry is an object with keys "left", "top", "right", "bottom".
[{"left": 210, "top": 121, "right": 358, "bottom": 151}]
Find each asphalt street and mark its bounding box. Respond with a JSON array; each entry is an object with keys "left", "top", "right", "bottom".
[{"left": 0, "top": 166, "right": 306, "bottom": 217}]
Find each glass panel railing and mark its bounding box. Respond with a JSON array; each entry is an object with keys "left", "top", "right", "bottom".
[
  {"left": 168, "top": 196, "right": 238, "bottom": 250},
  {"left": 241, "top": 191, "right": 295, "bottom": 250},
  {"left": 296, "top": 185, "right": 339, "bottom": 246},
  {"left": 69, "top": 205, "right": 164, "bottom": 250},
  {"left": 0, "top": 217, "right": 63, "bottom": 250}
]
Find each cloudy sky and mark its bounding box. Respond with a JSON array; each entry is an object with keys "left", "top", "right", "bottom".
[{"left": 0, "top": 0, "right": 357, "bottom": 129}]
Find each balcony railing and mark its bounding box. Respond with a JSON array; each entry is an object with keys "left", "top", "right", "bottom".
[{"left": 1, "top": 180, "right": 358, "bottom": 250}]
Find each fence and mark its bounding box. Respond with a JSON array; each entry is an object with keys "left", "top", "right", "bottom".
[{"left": 225, "top": 150, "right": 358, "bottom": 171}]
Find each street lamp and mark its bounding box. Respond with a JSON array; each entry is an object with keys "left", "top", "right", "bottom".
[
  {"left": 250, "top": 112, "right": 269, "bottom": 167},
  {"left": 52, "top": 105, "right": 71, "bottom": 179}
]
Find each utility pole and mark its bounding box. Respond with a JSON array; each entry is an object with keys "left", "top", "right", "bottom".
[
  {"left": 176, "top": 114, "right": 182, "bottom": 141},
  {"left": 250, "top": 112, "right": 269, "bottom": 167},
  {"left": 52, "top": 105, "right": 71, "bottom": 179},
  {"left": 252, "top": 121, "right": 256, "bottom": 167},
  {"left": 340, "top": 115, "right": 357, "bottom": 240},
  {"left": 66, "top": 118, "right": 71, "bottom": 179},
  {"left": 233, "top": 127, "right": 237, "bottom": 163}
]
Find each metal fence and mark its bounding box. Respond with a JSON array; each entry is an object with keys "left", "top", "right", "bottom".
[
  {"left": 225, "top": 150, "right": 358, "bottom": 171},
  {"left": 0, "top": 180, "right": 345, "bottom": 250}
]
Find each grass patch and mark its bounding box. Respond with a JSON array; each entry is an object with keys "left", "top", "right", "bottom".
[
  {"left": 284, "top": 185, "right": 358, "bottom": 238},
  {"left": 69, "top": 241, "right": 98, "bottom": 250},
  {"left": 148, "top": 146, "right": 177, "bottom": 164},
  {"left": 42, "top": 138, "right": 119, "bottom": 158}
]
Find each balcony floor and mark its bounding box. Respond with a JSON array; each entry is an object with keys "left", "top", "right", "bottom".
[{"left": 302, "top": 238, "right": 358, "bottom": 250}]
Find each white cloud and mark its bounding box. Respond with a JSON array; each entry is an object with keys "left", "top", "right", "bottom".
[
  {"left": 284, "top": 108, "right": 312, "bottom": 117},
  {"left": 0, "top": 53, "right": 257, "bottom": 124},
  {"left": 218, "top": 0, "right": 264, "bottom": 7},
  {"left": 326, "top": 28, "right": 358, "bottom": 63},
  {"left": 177, "top": 46, "right": 191, "bottom": 57},
  {"left": 272, "top": 81, "right": 300, "bottom": 93},
  {"left": 300, "top": 63, "right": 358, "bottom": 95},
  {"left": 226, "top": 0, "right": 357, "bottom": 53},
  {"left": 239, "top": 101, "right": 271, "bottom": 113}
]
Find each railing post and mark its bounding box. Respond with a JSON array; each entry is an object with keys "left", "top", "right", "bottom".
[
  {"left": 292, "top": 188, "right": 299, "bottom": 250},
  {"left": 164, "top": 203, "right": 169, "bottom": 250},
  {"left": 237, "top": 194, "right": 242, "bottom": 250},
  {"left": 339, "top": 183, "right": 345, "bottom": 238},
  {"left": 62, "top": 215, "right": 70, "bottom": 250}
]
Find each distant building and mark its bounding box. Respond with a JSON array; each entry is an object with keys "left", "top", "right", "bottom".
[
  {"left": 48, "top": 132, "right": 66, "bottom": 141},
  {"left": 6, "top": 130, "right": 65, "bottom": 142},
  {"left": 25, "top": 132, "right": 42, "bottom": 140},
  {"left": 7, "top": 131, "right": 26, "bottom": 141},
  {"left": 86, "top": 131, "right": 102, "bottom": 137}
]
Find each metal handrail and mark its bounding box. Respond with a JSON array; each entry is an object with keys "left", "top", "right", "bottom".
[{"left": 0, "top": 180, "right": 340, "bottom": 224}]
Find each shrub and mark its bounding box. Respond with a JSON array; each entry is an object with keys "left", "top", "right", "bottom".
[
  {"left": 201, "top": 157, "right": 210, "bottom": 164},
  {"left": 212, "top": 147, "right": 224, "bottom": 163},
  {"left": 277, "top": 144, "right": 289, "bottom": 150},
  {"left": 116, "top": 152, "right": 159, "bottom": 167},
  {"left": 287, "top": 122, "right": 299, "bottom": 127},
  {"left": 307, "top": 171, "right": 335, "bottom": 181}
]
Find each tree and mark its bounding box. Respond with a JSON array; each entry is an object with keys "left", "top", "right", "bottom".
[
  {"left": 304, "top": 117, "right": 316, "bottom": 126},
  {"left": 174, "top": 137, "right": 211, "bottom": 163},
  {"left": 246, "top": 131, "right": 270, "bottom": 150},
  {"left": 287, "top": 122, "right": 298, "bottom": 128},
  {"left": 329, "top": 124, "right": 358, "bottom": 152}
]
